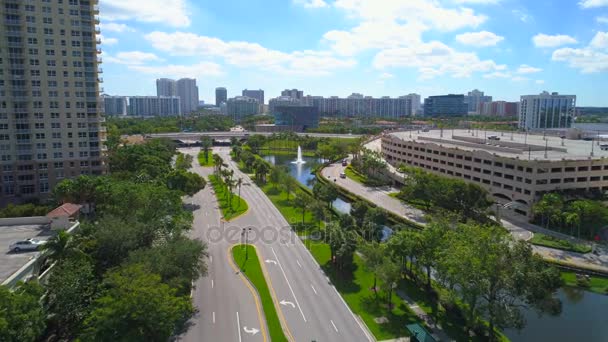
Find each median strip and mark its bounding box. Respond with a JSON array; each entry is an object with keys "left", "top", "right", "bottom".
[{"left": 209, "top": 174, "right": 248, "bottom": 221}]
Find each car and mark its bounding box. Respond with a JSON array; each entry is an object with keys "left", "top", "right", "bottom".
[
  {"left": 9, "top": 238, "right": 46, "bottom": 253},
  {"left": 488, "top": 135, "right": 500, "bottom": 141},
  {"left": 341, "top": 159, "right": 348, "bottom": 166},
  {"left": 339, "top": 172, "right": 346, "bottom": 179}
]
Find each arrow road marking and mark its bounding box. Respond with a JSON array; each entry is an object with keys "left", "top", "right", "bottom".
[
  {"left": 243, "top": 326, "right": 260, "bottom": 335},
  {"left": 271, "top": 247, "right": 307, "bottom": 322},
  {"left": 280, "top": 300, "right": 295, "bottom": 308},
  {"left": 265, "top": 259, "right": 277, "bottom": 265}
]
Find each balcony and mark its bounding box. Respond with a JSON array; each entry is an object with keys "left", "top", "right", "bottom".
[
  {"left": 4, "top": 20, "right": 21, "bottom": 25},
  {"left": 7, "top": 42, "right": 23, "bottom": 48},
  {"left": 15, "top": 129, "right": 31, "bottom": 134},
  {"left": 5, "top": 30, "right": 22, "bottom": 37}
]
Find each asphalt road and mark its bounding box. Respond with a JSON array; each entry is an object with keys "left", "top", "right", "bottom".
[
  {"left": 178, "top": 147, "right": 268, "bottom": 342},
  {"left": 215, "top": 147, "right": 374, "bottom": 342}
]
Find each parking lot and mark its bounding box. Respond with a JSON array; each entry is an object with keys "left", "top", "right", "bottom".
[{"left": 0, "top": 225, "right": 53, "bottom": 283}]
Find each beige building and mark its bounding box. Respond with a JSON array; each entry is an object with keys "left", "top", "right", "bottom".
[
  {"left": 382, "top": 129, "right": 608, "bottom": 217},
  {"left": 0, "top": 0, "right": 106, "bottom": 204}
]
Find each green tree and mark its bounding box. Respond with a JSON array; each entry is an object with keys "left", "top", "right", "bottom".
[
  {"left": 200, "top": 136, "right": 212, "bottom": 164},
  {"left": 310, "top": 200, "right": 328, "bottom": 227},
  {"left": 362, "top": 207, "right": 387, "bottom": 242},
  {"left": 360, "top": 242, "right": 386, "bottom": 292},
  {"left": 313, "top": 182, "right": 338, "bottom": 208},
  {"left": 42, "top": 230, "right": 85, "bottom": 263},
  {"left": 165, "top": 169, "right": 206, "bottom": 196},
  {"left": 418, "top": 221, "right": 446, "bottom": 290},
  {"left": 281, "top": 174, "right": 298, "bottom": 201},
  {"left": 45, "top": 258, "right": 96, "bottom": 338},
  {"left": 0, "top": 281, "right": 45, "bottom": 342},
  {"left": 253, "top": 159, "right": 270, "bottom": 183},
  {"left": 350, "top": 200, "right": 369, "bottom": 227},
  {"left": 387, "top": 228, "right": 421, "bottom": 275},
  {"left": 325, "top": 222, "right": 357, "bottom": 270},
  {"left": 293, "top": 192, "right": 312, "bottom": 224},
  {"left": 174, "top": 153, "right": 193, "bottom": 170},
  {"left": 377, "top": 258, "right": 401, "bottom": 311},
  {"left": 82, "top": 265, "right": 193, "bottom": 342},
  {"left": 269, "top": 165, "right": 286, "bottom": 189}
]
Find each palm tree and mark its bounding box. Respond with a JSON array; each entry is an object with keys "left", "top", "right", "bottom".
[
  {"left": 236, "top": 177, "right": 243, "bottom": 208},
  {"left": 42, "top": 230, "right": 83, "bottom": 262},
  {"left": 213, "top": 154, "right": 223, "bottom": 175},
  {"left": 200, "top": 136, "right": 212, "bottom": 164},
  {"left": 253, "top": 160, "right": 270, "bottom": 183}
]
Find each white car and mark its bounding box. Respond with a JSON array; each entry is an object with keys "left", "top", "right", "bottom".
[{"left": 9, "top": 238, "right": 46, "bottom": 253}]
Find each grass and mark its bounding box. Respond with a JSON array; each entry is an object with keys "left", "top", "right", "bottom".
[
  {"left": 208, "top": 174, "right": 248, "bottom": 220},
  {"left": 197, "top": 151, "right": 215, "bottom": 167},
  {"left": 529, "top": 233, "right": 592, "bottom": 254},
  {"left": 232, "top": 245, "right": 289, "bottom": 342},
  {"left": 258, "top": 148, "right": 317, "bottom": 157},
  {"left": 560, "top": 271, "right": 608, "bottom": 294},
  {"left": 344, "top": 165, "right": 367, "bottom": 184},
  {"left": 303, "top": 240, "right": 419, "bottom": 340},
  {"left": 259, "top": 181, "right": 319, "bottom": 236}
]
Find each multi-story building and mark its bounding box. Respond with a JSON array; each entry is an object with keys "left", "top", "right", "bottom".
[
  {"left": 519, "top": 91, "right": 576, "bottom": 130},
  {"left": 127, "top": 96, "right": 180, "bottom": 116},
  {"left": 404, "top": 93, "right": 421, "bottom": 116},
  {"left": 464, "top": 89, "right": 492, "bottom": 114},
  {"left": 423, "top": 95, "right": 468, "bottom": 117},
  {"left": 268, "top": 96, "right": 303, "bottom": 113},
  {"left": 215, "top": 87, "right": 227, "bottom": 107},
  {"left": 242, "top": 89, "right": 264, "bottom": 105},
  {"left": 273, "top": 105, "right": 319, "bottom": 132},
  {"left": 0, "top": 0, "right": 106, "bottom": 203},
  {"left": 281, "top": 89, "right": 304, "bottom": 100},
  {"left": 176, "top": 78, "right": 198, "bottom": 114},
  {"left": 382, "top": 129, "right": 608, "bottom": 217},
  {"left": 226, "top": 96, "right": 259, "bottom": 122},
  {"left": 102, "top": 95, "right": 127, "bottom": 116},
  {"left": 156, "top": 78, "right": 177, "bottom": 97},
  {"left": 480, "top": 101, "right": 519, "bottom": 117}
]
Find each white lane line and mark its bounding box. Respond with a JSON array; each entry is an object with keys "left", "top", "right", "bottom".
[
  {"left": 213, "top": 311, "right": 216, "bottom": 324},
  {"left": 211, "top": 279, "right": 214, "bottom": 289},
  {"left": 209, "top": 255, "right": 213, "bottom": 264},
  {"left": 310, "top": 284, "right": 317, "bottom": 295},
  {"left": 296, "top": 260, "right": 302, "bottom": 268},
  {"left": 236, "top": 312, "right": 242, "bottom": 342},
  {"left": 271, "top": 247, "right": 307, "bottom": 322},
  {"left": 331, "top": 320, "right": 339, "bottom": 332}
]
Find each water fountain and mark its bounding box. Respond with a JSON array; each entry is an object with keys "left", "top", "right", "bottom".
[{"left": 292, "top": 145, "right": 306, "bottom": 164}]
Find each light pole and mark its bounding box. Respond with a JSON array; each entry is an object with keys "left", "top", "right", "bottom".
[{"left": 242, "top": 227, "right": 252, "bottom": 260}]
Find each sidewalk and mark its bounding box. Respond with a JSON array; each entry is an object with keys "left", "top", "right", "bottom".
[{"left": 395, "top": 290, "right": 453, "bottom": 342}]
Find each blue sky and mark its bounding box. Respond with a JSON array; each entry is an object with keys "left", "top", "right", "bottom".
[{"left": 99, "top": 0, "right": 608, "bottom": 106}]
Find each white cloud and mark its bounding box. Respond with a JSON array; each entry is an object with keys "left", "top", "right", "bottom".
[
  {"left": 456, "top": 31, "right": 504, "bottom": 47},
  {"left": 99, "top": 35, "right": 118, "bottom": 46},
  {"left": 100, "top": 0, "right": 190, "bottom": 27},
  {"left": 533, "top": 33, "right": 578, "bottom": 48},
  {"left": 129, "top": 62, "right": 223, "bottom": 78},
  {"left": 597, "top": 16, "right": 608, "bottom": 24},
  {"left": 512, "top": 9, "right": 531, "bottom": 23},
  {"left": 105, "top": 51, "right": 163, "bottom": 65},
  {"left": 453, "top": 0, "right": 500, "bottom": 4},
  {"left": 144, "top": 31, "right": 356, "bottom": 76},
  {"left": 516, "top": 64, "right": 542, "bottom": 74},
  {"left": 536, "top": 80, "right": 545, "bottom": 84},
  {"left": 294, "top": 0, "right": 328, "bottom": 8},
  {"left": 483, "top": 71, "right": 511, "bottom": 78},
  {"left": 579, "top": 0, "right": 608, "bottom": 8},
  {"left": 552, "top": 32, "right": 608, "bottom": 73},
  {"left": 379, "top": 72, "right": 394, "bottom": 80},
  {"left": 100, "top": 22, "right": 133, "bottom": 33},
  {"left": 372, "top": 41, "right": 506, "bottom": 79}
]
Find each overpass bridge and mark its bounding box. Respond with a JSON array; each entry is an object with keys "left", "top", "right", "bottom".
[{"left": 147, "top": 131, "right": 364, "bottom": 140}]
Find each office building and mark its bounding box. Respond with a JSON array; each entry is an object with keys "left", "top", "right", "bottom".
[
  {"left": 215, "top": 87, "right": 227, "bottom": 107},
  {"left": 382, "top": 129, "right": 608, "bottom": 217},
  {"left": 0, "top": 0, "right": 106, "bottom": 203},
  {"left": 268, "top": 96, "right": 303, "bottom": 113},
  {"left": 127, "top": 96, "right": 181, "bottom": 116},
  {"left": 242, "top": 89, "right": 264, "bottom": 105},
  {"left": 423, "top": 95, "right": 468, "bottom": 117},
  {"left": 103, "top": 95, "right": 127, "bottom": 116},
  {"left": 404, "top": 93, "right": 421, "bottom": 116},
  {"left": 274, "top": 105, "right": 319, "bottom": 132},
  {"left": 156, "top": 78, "right": 177, "bottom": 97},
  {"left": 480, "top": 101, "right": 519, "bottom": 117},
  {"left": 226, "top": 96, "right": 259, "bottom": 122},
  {"left": 281, "top": 89, "right": 304, "bottom": 100},
  {"left": 176, "top": 78, "right": 199, "bottom": 114},
  {"left": 519, "top": 92, "right": 576, "bottom": 130},
  {"left": 464, "top": 89, "right": 492, "bottom": 114}
]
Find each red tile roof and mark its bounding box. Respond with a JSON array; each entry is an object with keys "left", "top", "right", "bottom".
[{"left": 46, "top": 203, "right": 82, "bottom": 218}]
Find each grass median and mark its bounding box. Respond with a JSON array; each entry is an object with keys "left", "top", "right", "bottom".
[
  {"left": 561, "top": 271, "right": 608, "bottom": 294},
  {"left": 232, "top": 244, "right": 289, "bottom": 342},
  {"left": 344, "top": 165, "right": 367, "bottom": 184},
  {"left": 208, "top": 174, "right": 248, "bottom": 221},
  {"left": 530, "top": 233, "right": 592, "bottom": 254},
  {"left": 198, "top": 151, "right": 215, "bottom": 167}
]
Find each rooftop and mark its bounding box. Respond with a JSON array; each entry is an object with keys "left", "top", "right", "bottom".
[
  {"left": 388, "top": 129, "right": 608, "bottom": 161},
  {"left": 0, "top": 225, "right": 53, "bottom": 283}
]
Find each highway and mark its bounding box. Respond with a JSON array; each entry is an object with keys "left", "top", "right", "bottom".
[
  {"left": 148, "top": 131, "right": 363, "bottom": 140},
  {"left": 178, "top": 147, "right": 268, "bottom": 342},
  {"left": 179, "top": 146, "right": 373, "bottom": 342}
]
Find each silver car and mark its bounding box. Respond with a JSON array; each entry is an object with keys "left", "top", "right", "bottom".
[{"left": 9, "top": 238, "right": 46, "bottom": 253}]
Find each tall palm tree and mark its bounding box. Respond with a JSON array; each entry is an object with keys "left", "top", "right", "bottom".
[
  {"left": 42, "top": 230, "right": 83, "bottom": 262},
  {"left": 200, "top": 136, "right": 212, "bottom": 164},
  {"left": 236, "top": 177, "right": 243, "bottom": 208}
]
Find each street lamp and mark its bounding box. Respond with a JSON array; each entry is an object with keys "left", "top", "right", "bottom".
[{"left": 242, "top": 227, "right": 253, "bottom": 260}]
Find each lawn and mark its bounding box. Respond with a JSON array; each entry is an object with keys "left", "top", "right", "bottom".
[
  {"left": 529, "top": 233, "right": 592, "bottom": 254},
  {"left": 259, "top": 181, "right": 319, "bottom": 236},
  {"left": 303, "top": 240, "right": 419, "bottom": 341},
  {"left": 561, "top": 271, "right": 608, "bottom": 294},
  {"left": 344, "top": 165, "right": 367, "bottom": 184},
  {"left": 208, "top": 174, "right": 248, "bottom": 221},
  {"left": 232, "top": 245, "right": 289, "bottom": 342},
  {"left": 198, "top": 151, "right": 215, "bottom": 167}
]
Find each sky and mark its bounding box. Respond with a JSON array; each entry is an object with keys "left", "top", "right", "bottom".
[{"left": 98, "top": 0, "right": 608, "bottom": 106}]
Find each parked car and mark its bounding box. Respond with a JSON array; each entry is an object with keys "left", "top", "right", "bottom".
[{"left": 9, "top": 238, "right": 46, "bottom": 253}]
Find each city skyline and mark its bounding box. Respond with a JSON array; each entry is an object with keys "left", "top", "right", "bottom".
[{"left": 99, "top": 0, "right": 608, "bottom": 106}]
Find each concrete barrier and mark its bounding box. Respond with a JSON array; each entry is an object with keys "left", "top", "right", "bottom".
[{"left": 0, "top": 216, "right": 50, "bottom": 227}]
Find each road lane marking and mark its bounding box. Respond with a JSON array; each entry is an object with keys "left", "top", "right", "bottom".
[
  {"left": 227, "top": 247, "right": 268, "bottom": 342},
  {"left": 279, "top": 300, "right": 295, "bottom": 308},
  {"left": 243, "top": 326, "right": 260, "bottom": 336},
  {"left": 213, "top": 311, "right": 215, "bottom": 324},
  {"left": 310, "top": 284, "right": 317, "bottom": 295},
  {"left": 265, "top": 259, "right": 277, "bottom": 265},
  {"left": 331, "top": 320, "right": 339, "bottom": 332},
  {"left": 271, "top": 247, "right": 307, "bottom": 322},
  {"left": 296, "top": 260, "right": 302, "bottom": 268},
  {"left": 236, "top": 312, "right": 242, "bottom": 342},
  {"left": 211, "top": 279, "right": 214, "bottom": 289},
  {"left": 209, "top": 255, "right": 213, "bottom": 264}
]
